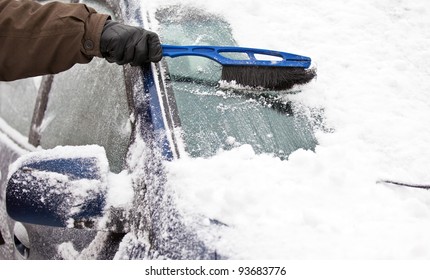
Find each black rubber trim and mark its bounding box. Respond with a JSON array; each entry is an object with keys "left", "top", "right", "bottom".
[{"left": 0, "top": 231, "right": 5, "bottom": 245}]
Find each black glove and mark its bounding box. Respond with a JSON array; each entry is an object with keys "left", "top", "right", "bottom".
[{"left": 100, "top": 20, "right": 163, "bottom": 66}]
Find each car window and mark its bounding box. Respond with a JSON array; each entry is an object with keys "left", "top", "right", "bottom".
[
  {"left": 38, "top": 2, "right": 130, "bottom": 173},
  {"left": 156, "top": 6, "right": 317, "bottom": 159},
  {"left": 0, "top": 79, "right": 39, "bottom": 137},
  {"left": 39, "top": 57, "right": 130, "bottom": 174}
]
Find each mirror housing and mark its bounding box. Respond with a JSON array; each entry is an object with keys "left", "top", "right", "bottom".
[{"left": 6, "top": 145, "right": 128, "bottom": 232}]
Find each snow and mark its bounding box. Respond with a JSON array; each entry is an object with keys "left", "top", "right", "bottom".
[
  {"left": 2, "top": 0, "right": 429, "bottom": 262},
  {"left": 141, "top": 0, "right": 430, "bottom": 259},
  {"left": 107, "top": 171, "right": 134, "bottom": 209},
  {"left": 7, "top": 144, "right": 109, "bottom": 179}
]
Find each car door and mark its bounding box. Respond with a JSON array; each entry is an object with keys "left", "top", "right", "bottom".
[
  {"left": 1, "top": 55, "right": 131, "bottom": 261},
  {"left": 1, "top": 0, "right": 132, "bottom": 259}
]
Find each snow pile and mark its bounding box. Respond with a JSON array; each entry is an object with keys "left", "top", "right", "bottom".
[
  {"left": 7, "top": 145, "right": 109, "bottom": 179},
  {"left": 147, "top": 0, "right": 430, "bottom": 259},
  {"left": 107, "top": 171, "right": 134, "bottom": 209}
]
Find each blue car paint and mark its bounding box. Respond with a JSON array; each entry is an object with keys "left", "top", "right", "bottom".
[
  {"left": 25, "top": 158, "right": 101, "bottom": 180},
  {"left": 141, "top": 64, "right": 174, "bottom": 160},
  {"left": 6, "top": 157, "right": 106, "bottom": 228}
]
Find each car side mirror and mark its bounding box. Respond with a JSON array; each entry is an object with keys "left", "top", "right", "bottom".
[{"left": 6, "top": 145, "right": 130, "bottom": 233}]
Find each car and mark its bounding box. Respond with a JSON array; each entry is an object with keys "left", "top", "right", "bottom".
[{"left": 0, "top": 0, "right": 317, "bottom": 260}]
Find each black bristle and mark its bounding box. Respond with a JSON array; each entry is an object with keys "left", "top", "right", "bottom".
[{"left": 221, "top": 66, "right": 316, "bottom": 90}]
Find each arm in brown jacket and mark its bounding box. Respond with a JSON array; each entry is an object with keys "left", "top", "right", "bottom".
[{"left": 0, "top": 0, "right": 109, "bottom": 81}]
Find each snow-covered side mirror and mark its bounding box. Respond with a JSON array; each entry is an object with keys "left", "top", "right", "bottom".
[{"left": 6, "top": 146, "right": 131, "bottom": 233}]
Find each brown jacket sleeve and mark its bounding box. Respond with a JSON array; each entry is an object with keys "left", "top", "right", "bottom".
[{"left": 0, "top": 0, "right": 110, "bottom": 81}]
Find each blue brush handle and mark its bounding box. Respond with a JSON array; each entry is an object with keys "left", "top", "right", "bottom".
[{"left": 161, "top": 44, "right": 311, "bottom": 68}]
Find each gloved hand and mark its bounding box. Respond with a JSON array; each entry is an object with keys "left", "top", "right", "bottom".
[{"left": 100, "top": 20, "right": 163, "bottom": 66}]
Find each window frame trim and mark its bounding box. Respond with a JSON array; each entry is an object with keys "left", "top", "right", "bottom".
[{"left": 28, "top": 75, "right": 53, "bottom": 147}]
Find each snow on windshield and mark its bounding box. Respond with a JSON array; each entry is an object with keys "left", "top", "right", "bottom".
[{"left": 139, "top": 0, "right": 430, "bottom": 259}]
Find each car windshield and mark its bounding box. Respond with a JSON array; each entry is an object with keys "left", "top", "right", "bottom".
[{"left": 156, "top": 6, "right": 317, "bottom": 159}]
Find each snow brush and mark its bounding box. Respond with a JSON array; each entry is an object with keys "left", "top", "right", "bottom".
[{"left": 161, "top": 44, "right": 316, "bottom": 90}]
